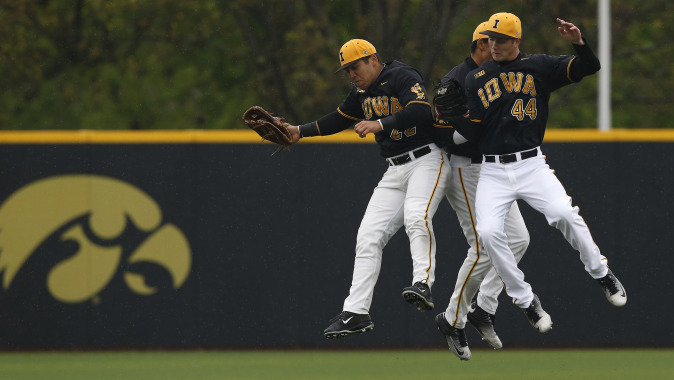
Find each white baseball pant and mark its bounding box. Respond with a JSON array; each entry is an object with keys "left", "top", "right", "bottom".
[
  {"left": 443, "top": 155, "right": 530, "bottom": 328},
  {"left": 475, "top": 148, "right": 609, "bottom": 308},
  {"left": 343, "top": 144, "right": 448, "bottom": 314}
]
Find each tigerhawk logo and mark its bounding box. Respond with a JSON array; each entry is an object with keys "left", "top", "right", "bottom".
[{"left": 0, "top": 175, "right": 192, "bottom": 304}]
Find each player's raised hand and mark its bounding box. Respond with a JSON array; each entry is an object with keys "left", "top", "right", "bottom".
[{"left": 556, "top": 18, "right": 583, "bottom": 45}]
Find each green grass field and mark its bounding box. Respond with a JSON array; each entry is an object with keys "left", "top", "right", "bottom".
[{"left": 0, "top": 349, "right": 672, "bottom": 380}]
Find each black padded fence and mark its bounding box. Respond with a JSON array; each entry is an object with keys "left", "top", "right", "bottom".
[{"left": 0, "top": 138, "right": 670, "bottom": 349}]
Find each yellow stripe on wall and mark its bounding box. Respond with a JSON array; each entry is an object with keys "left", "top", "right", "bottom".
[
  {"left": 0, "top": 130, "right": 374, "bottom": 144},
  {"left": 1, "top": 129, "right": 674, "bottom": 144},
  {"left": 543, "top": 129, "right": 674, "bottom": 142}
]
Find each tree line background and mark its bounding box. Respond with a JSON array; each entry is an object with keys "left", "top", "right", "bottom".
[{"left": 1, "top": 0, "right": 671, "bottom": 130}]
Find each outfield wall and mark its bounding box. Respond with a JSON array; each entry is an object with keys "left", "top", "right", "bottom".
[{"left": 0, "top": 130, "right": 671, "bottom": 349}]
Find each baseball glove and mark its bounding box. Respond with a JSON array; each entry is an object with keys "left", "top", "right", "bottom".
[
  {"left": 433, "top": 79, "right": 467, "bottom": 122},
  {"left": 242, "top": 106, "right": 293, "bottom": 155}
]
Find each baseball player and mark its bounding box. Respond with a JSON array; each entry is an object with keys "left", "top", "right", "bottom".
[
  {"left": 285, "top": 39, "right": 449, "bottom": 339},
  {"left": 433, "top": 21, "right": 531, "bottom": 361},
  {"left": 436, "top": 13, "right": 627, "bottom": 351}
]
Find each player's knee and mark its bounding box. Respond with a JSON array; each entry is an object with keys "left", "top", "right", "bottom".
[
  {"left": 508, "top": 224, "right": 530, "bottom": 253},
  {"left": 508, "top": 231, "right": 530, "bottom": 260},
  {"left": 355, "top": 225, "right": 388, "bottom": 250},
  {"left": 355, "top": 235, "right": 384, "bottom": 258},
  {"left": 543, "top": 196, "right": 577, "bottom": 227},
  {"left": 476, "top": 218, "right": 502, "bottom": 244},
  {"left": 403, "top": 214, "right": 430, "bottom": 235}
]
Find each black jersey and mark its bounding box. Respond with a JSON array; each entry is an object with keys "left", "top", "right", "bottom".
[
  {"left": 465, "top": 52, "right": 578, "bottom": 155},
  {"left": 439, "top": 56, "right": 482, "bottom": 161},
  {"left": 337, "top": 61, "right": 435, "bottom": 158}
]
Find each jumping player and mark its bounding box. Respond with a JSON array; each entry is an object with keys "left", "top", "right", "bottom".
[
  {"left": 436, "top": 13, "right": 627, "bottom": 353},
  {"left": 285, "top": 39, "right": 448, "bottom": 339},
  {"left": 433, "top": 21, "right": 531, "bottom": 361}
]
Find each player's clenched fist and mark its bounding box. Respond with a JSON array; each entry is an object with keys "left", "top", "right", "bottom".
[{"left": 354, "top": 120, "right": 384, "bottom": 138}]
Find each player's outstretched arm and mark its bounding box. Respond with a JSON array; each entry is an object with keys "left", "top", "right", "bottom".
[
  {"left": 556, "top": 18, "right": 583, "bottom": 45},
  {"left": 296, "top": 111, "right": 357, "bottom": 139}
]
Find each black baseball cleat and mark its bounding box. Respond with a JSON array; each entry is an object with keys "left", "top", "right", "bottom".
[
  {"left": 596, "top": 269, "right": 627, "bottom": 307},
  {"left": 467, "top": 299, "right": 503, "bottom": 349},
  {"left": 323, "top": 311, "right": 374, "bottom": 339},
  {"left": 521, "top": 293, "right": 552, "bottom": 333},
  {"left": 435, "top": 313, "right": 471, "bottom": 360},
  {"left": 402, "top": 281, "right": 434, "bottom": 311}
]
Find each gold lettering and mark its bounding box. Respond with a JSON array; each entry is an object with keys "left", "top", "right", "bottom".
[
  {"left": 485, "top": 78, "right": 501, "bottom": 102},
  {"left": 478, "top": 89, "right": 489, "bottom": 109},
  {"left": 371, "top": 96, "right": 389, "bottom": 117},
  {"left": 500, "top": 72, "right": 524, "bottom": 93},
  {"left": 363, "top": 98, "right": 373, "bottom": 119},
  {"left": 522, "top": 74, "right": 536, "bottom": 96},
  {"left": 391, "top": 98, "right": 404, "bottom": 114}
]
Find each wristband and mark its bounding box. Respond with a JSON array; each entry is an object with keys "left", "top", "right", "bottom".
[
  {"left": 379, "top": 115, "right": 396, "bottom": 130},
  {"left": 298, "top": 121, "right": 320, "bottom": 137}
]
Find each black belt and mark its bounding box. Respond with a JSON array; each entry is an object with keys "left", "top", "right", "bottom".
[
  {"left": 387, "top": 145, "right": 432, "bottom": 166},
  {"left": 471, "top": 156, "right": 482, "bottom": 164},
  {"left": 484, "top": 148, "right": 539, "bottom": 164}
]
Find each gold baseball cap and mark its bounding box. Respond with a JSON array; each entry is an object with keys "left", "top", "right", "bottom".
[
  {"left": 335, "top": 39, "right": 377, "bottom": 73},
  {"left": 481, "top": 12, "right": 522, "bottom": 39},
  {"left": 472, "top": 21, "right": 490, "bottom": 42}
]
